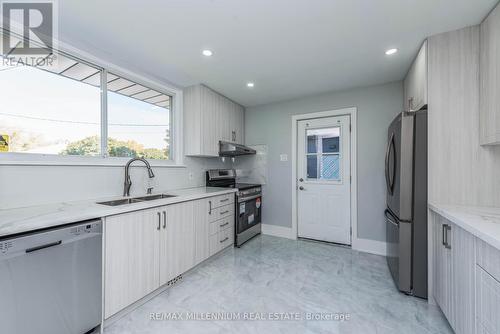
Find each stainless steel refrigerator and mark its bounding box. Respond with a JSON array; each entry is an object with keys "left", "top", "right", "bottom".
[{"left": 385, "top": 110, "right": 427, "bottom": 299}]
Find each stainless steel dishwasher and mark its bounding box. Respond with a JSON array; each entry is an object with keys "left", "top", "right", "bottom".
[{"left": 0, "top": 220, "right": 102, "bottom": 334}]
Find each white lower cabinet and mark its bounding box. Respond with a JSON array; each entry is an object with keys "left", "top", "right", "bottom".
[
  {"left": 160, "top": 201, "right": 195, "bottom": 286},
  {"left": 431, "top": 210, "right": 498, "bottom": 334},
  {"left": 476, "top": 240, "right": 500, "bottom": 334},
  {"left": 104, "top": 194, "right": 234, "bottom": 319},
  {"left": 104, "top": 208, "right": 160, "bottom": 319}
]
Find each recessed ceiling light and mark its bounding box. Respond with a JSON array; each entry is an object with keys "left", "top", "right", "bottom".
[
  {"left": 246, "top": 82, "right": 255, "bottom": 88},
  {"left": 202, "top": 49, "right": 213, "bottom": 57},
  {"left": 385, "top": 48, "right": 398, "bottom": 55}
]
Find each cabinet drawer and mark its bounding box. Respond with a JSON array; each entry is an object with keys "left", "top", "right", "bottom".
[
  {"left": 209, "top": 193, "right": 234, "bottom": 209},
  {"left": 208, "top": 204, "right": 234, "bottom": 222},
  {"left": 476, "top": 265, "right": 500, "bottom": 334},
  {"left": 209, "top": 216, "right": 233, "bottom": 236},
  {"left": 476, "top": 238, "right": 500, "bottom": 281},
  {"left": 209, "top": 226, "right": 234, "bottom": 256}
]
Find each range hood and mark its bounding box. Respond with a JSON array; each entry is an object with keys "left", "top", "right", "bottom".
[{"left": 219, "top": 141, "right": 256, "bottom": 157}]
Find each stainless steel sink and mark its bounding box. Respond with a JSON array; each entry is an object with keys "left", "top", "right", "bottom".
[
  {"left": 97, "top": 194, "right": 176, "bottom": 206},
  {"left": 133, "top": 194, "right": 177, "bottom": 201},
  {"left": 96, "top": 198, "right": 145, "bottom": 206}
]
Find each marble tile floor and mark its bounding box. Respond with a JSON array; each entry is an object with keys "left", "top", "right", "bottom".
[{"left": 104, "top": 235, "right": 453, "bottom": 334}]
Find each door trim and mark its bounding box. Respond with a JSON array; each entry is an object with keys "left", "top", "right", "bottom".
[{"left": 291, "top": 107, "right": 358, "bottom": 247}]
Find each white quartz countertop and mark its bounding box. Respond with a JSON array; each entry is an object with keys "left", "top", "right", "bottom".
[
  {"left": 0, "top": 187, "right": 237, "bottom": 238},
  {"left": 429, "top": 203, "right": 500, "bottom": 251}
]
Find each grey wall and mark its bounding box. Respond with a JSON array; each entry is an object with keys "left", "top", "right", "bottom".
[{"left": 245, "top": 82, "right": 403, "bottom": 242}]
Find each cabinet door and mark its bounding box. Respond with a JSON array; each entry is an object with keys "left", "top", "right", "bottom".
[
  {"left": 451, "top": 224, "right": 475, "bottom": 334},
  {"left": 480, "top": 3, "right": 500, "bottom": 145},
  {"left": 234, "top": 103, "right": 245, "bottom": 144},
  {"left": 104, "top": 209, "right": 160, "bottom": 318},
  {"left": 404, "top": 40, "right": 428, "bottom": 111},
  {"left": 432, "top": 214, "right": 453, "bottom": 324},
  {"left": 200, "top": 86, "right": 219, "bottom": 156},
  {"left": 160, "top": 202, "right": 195, "bottom": 285},
  {"left": 194, "top": 199, "right": 210, "bottom": 265}
]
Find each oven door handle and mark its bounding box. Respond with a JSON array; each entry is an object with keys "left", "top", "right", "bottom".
[{"left": 238, "top": 194, "right": 261, "bottom": 203}]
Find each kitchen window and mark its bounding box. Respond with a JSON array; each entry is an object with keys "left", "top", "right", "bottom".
[
  {"left": 107, "top": 73, "right": 172, "bottom": 160},
  {"left": 0, "top": 31, "right": 179, "bottom": 164},
  {"left": 0, "top": 54, "right": 102, "bottom": 156}
]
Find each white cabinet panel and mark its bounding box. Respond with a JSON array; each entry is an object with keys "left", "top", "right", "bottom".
[
  {"left": 451, "top": 224, "right": 475, "bottom": 334},
  {"left": 194, "top": 199, "right": 210, "bottom": 265},
  {"left": 104, "top": 209, "right": 160, "bottom": 318},
  {"left": 404, "top": 40, "right": 428, "bottom": 111},
  {"left": 432, "top": 213, "right": 453, "bottom": 324},
  {"left": 480, "top": 2, "right": 500, "bottom": 145},
  {"left": 160, "top": 201, "right": 195, "bottom": 285},
  {"left": 184, "top": 84, "right": 245, "bottom": 156},
  {"left": 476, "top": 265, "right": 500, "bottom": 334}
]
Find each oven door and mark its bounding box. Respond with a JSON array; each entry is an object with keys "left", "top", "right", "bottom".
[{"left": 237, "top": 195, "right": 262, "bottom": 234}]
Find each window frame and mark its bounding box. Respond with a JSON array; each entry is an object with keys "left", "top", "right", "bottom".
[{"left": 0, "top": 36, "right": 184, "bottom": 167}]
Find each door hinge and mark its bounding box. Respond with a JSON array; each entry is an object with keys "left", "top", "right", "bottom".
[
  {"left": 350, "top": 175, "right": 352, "bottom": 184},
  {"left": 349, "top": 123, "right": 352, "bottom": 132}
]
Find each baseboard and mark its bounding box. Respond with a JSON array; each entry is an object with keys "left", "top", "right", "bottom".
[
  {"left": 352, "top": 238, "right": 387, "bottom": 256},
  {"left": 261, "top": 224, "right": 295, "bottom": 240}
]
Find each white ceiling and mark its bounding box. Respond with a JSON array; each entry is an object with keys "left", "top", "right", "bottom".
[{"left": 59, "top": 0, "right": 498, "bottom": 107}]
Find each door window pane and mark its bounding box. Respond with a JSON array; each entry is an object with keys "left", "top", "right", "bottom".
[
  {"left": 321, "top": 154, "right": 340, "bottom": 180},
  {"left": 107, "top": 73, "right": 171, "bottom": 160},
  {"left": 305, "top": 126, "right": 341, "bottom": 181},
  {"left": 307, "top": 155, "right": 318, "bottom": 178},
  {"left": 0, "top": 54, "right": 102, "bottom": 156}
]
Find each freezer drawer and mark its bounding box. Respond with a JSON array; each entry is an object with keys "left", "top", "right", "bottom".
[{"left": 385, "top": 209, "right": 412, "bottom": 294}]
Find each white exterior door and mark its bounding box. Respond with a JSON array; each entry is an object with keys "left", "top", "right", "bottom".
[{"left": 297, "top": 115, "right": 351, "bottom": 245}]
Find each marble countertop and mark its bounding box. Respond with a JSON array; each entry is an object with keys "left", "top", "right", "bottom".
[
  {"left": 0, "top": 187, "right": 237, "bottom": 238},
  {"left": 429, "top": 203, "right": 500, "bottom": 251}
]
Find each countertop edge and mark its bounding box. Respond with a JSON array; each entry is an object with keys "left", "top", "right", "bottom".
[
  {"left": 428, "top": 203, "right": 500, "bottom": 251},
  {"left": 0, "top": 187, "right": 238, "bottom": 238}
]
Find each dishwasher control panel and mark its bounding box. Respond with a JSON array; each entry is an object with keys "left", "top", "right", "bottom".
[{"left": 70, "top": 222, "right": 102, "bottom": 236}]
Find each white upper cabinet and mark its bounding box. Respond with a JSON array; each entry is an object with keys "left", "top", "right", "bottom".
[
  {"left": 480, "top": 3, "right": 500, "bottom": 145},
  {"left": 404, "top": 40, "right": 428, "bottom": 111},
  {"left": 184, "top": 84, "right": 245, "bottom": 157}
]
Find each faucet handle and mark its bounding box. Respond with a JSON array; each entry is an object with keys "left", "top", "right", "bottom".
[{"left": 147, "top": 187, "right": 154, "bottom": 195}]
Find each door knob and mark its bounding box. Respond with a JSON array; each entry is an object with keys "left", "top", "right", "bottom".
[{"left": 299, "top": 186, "right": 305, "bottom": 190}]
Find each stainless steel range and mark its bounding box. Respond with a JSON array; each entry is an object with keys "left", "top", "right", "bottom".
[{"left": 206, "top": 169, "right": 262, "bottom": 247}]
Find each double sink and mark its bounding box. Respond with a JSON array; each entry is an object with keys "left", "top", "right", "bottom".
[{"left": 97, "top": 194, "right": 176, "bottom": 206}]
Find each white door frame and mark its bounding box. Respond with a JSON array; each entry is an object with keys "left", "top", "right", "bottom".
[{"left": 291, "top": 107, "right": 358, "bottom": 247}]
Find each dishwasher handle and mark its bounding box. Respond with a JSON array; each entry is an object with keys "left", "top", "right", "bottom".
[{"left": 25, "top": 240, "right": 62, "bottom": 253}]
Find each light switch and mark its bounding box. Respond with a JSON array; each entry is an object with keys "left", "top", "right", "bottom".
[{"left": 280, "top": 154, "right": 288, "bottom": 162}]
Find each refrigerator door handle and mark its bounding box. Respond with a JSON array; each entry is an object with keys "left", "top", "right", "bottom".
[
  {"left": 385, "top": 209, "right": 398, "bottom": 227},
  {"left": 385, "top": 133, "right": 395, "bottom": 195}
]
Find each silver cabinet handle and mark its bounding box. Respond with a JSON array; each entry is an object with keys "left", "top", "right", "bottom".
[
  {"left": 163, "top": 211, "right": 167, "bottom": 229},
  {"left": 157, "top": 212, "right": 161, "bottom": 231},
  {"left": 209, "top": 200, "right": 212, "bottom": 215},
  {"left": 220, "top": 237, "right": 229, "bottom": 243},
  {"left": 442, "top": 224, "right": 446, "bottom": 246},
  {"left": 445, "top": 225, "right": 452, "bottom": 249},
  {"left": 220, "top": 198, "right": 229, "bottom": 203},
  {"left": 220, "top": 222, "right": 229, "bottom": 227},
  {"left": 220, "top": 210, "right": 229, "bottom": 215}
]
